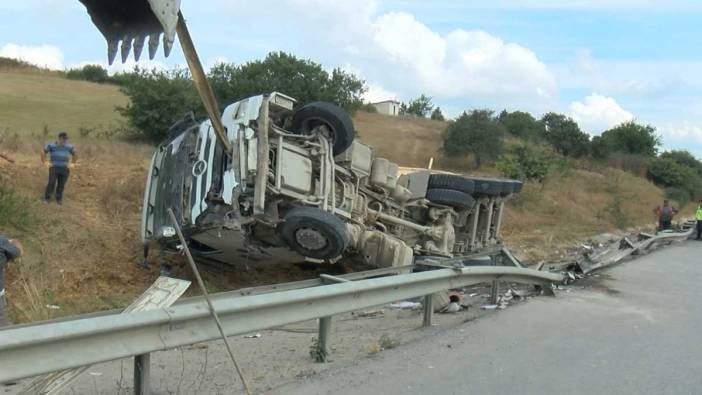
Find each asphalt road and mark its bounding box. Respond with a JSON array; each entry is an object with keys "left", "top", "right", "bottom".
[{"left": 275, "top": 241, "right": 702, "bottom": 395}]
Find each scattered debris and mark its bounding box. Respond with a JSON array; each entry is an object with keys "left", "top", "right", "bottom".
[
  {"left": 481, "top": 304, "right": 499, "bottom": 310},
  {"left": 45, "top": 304, "right": 60, "bottom": 310},
  {"left": 356, "top": 309, "right": 384, "bottom": 318},
  {"left": 244, "top": 333, "right": 262, "bottom": 339},
  {"left": 439, "top": 302, "right": 462, "bottom": 314},
  {"left": 386, "top": 301, "right": 422, "bottom": 310}
]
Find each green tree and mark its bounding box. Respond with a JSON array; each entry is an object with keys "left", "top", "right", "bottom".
[
  {"left": 116, "top": 52, "right": 368, "bottom": 141},
  {"left": 430, "top": 107, "right": 445, "bottom": 121},
  {"left": 208, "top": 52, "right": 365, "bottom": 111},
  {"left": 600, "top": 121, "right": 660, "bottom": 156},
  {"left": 401, "top": 94, "right": 433, "bottom": 117},
  {"left": 443, "top": 110, "right": 505, "bottom": 168},
  {"left": 116, "top": 67, "right": 201, "bottom": 142},
  {"left": 498, "top": 110, "right": 545, "bottom": 141},
  {"left": 541, "top": 113, "right": 590, "bottom": 157},
  {"left": 590, "top": 135, "right": 612, "bottom": 159},
  {"left": 659, "top": 150, "right": 702, "bottom": 176}
]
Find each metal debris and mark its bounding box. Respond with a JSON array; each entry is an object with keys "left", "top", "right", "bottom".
[{"left": 387, "top": 301, "right": 423, "bottom": 310}]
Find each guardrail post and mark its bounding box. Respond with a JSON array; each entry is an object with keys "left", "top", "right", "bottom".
[
  {"left": 490, "top": 280, "right": 500, "bottom": 304},
  {"left": 318, "top": 316, "right": 332, "bottom": 362},
  {"left": 423, "top": 294, "right": 434, "bottom": 327},
  {"left": 134, "top": 353, "right": 150, "bottom": 395}
]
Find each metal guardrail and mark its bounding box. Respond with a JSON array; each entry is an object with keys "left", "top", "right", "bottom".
[
  {"left": 0, "top": 263, "right": 562, "bottom": 385},
  {"left": 572, "top": 222, "right": 695, "bottom": 274}
]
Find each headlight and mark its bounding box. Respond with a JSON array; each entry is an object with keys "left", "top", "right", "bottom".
[{"left": 160, "top": 226, "right": 176, "bottom": 238}]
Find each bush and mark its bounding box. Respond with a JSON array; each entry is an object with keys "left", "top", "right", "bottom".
[
  {"left": 665, "top": 186, "right": 691, "bottom": 207},
  {"left": 116, "top": 67, "right": 202, "bottom": 142},
  {"left": 358, "top": 102, "right": 378, "bottom": 113},
  {"left": 600, "top": 121, "right": 660, "bottom": 157},
  {"left": 400, "top": 94, "right": 433, "bottom": 117},
  {"left": 605, "top": 153, "right": 650, "bottom": 177},
  {"left": 0, "top": 185, "right": 38, "bottom": 232},
  {"left": 660, "top": 150, "right": 702, "bottom": 176},
  {"left": 496, "top": 144, "right": 552, "bottom": 183},
  {"left": 443, "top": 110, "right": 504, "bottom": 168},
  {"left": 66, "top": 64, "right": 111, "bottom": 83},
  {"left": 646, "top": 156, "right": 702, "bottom": 203}
]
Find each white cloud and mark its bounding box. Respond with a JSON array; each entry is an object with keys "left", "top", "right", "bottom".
[
  {"left": 363, "top": 82, "right": 398, "bottom": 103},
  {"left": 370, "top": 13, "right": 556, "bottom": 102},
  {"left": 0, "top": 43, "right": 64, "bottom": 69},
  {"left": 213, "top": 1, "right": 557, "bottom": 111},
  {"left": 659, "top": 123, "right": 702, "bottom": 146},
  {"left": 569, "top": 93, "right": 634, "bottom": 134}
]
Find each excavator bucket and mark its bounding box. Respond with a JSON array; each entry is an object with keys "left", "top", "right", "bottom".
[{"left": 78, "top": 0, "right": 181, "bottom": 64}]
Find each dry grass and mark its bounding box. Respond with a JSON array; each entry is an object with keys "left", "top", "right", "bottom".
[
  {"left": 0, "top": 70, "right": 127, "bottom": 136},
  {"left": 2, "top": 135, "right": 155, "bottom": 322}
]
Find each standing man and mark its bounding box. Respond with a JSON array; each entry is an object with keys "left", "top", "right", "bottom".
[
  {"left": 41, "top": 132, "right": 77, "bottom": 205},
  {"left": 696, "top": 202, "right": 702, "bottom": 240},
  {"left": 0, "top": 235, "right": 22, "bottom": 327},
  {"left": 653, "top": 199, "right": 678, "bottom": 231}
]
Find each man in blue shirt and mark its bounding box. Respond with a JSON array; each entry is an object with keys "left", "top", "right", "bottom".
[
  {"left": 41, "top": 132, "right": 77, "bottom": 205},
  {"left": 0, "top": 235, "right": 22, "bottom": 327}
]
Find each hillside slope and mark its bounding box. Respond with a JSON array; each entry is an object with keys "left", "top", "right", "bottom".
[
  {"left": 0, "top": 67, "right": 669, "bottom": 323},
  {"left": 0, "top": 68, "right": 127, "bottom": 135}
]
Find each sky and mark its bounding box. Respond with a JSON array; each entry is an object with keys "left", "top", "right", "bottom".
[{"left": 2, "top": 0, "right": 702, "bottom": 156}]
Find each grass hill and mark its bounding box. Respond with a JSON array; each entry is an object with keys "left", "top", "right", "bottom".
[
  {"left": 0, "top": 62, "right": 126, "bottom": 136},
  {"left": 0, "top": 58, "right": 670, "bottom": 322}
]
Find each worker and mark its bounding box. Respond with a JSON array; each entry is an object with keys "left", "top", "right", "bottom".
[
  {"left": 41, "top": 132, "right": 77, "bottom": 205},
  {"left": 696, "top": 202, "right": 702, "bottom": 240},
  {"left": 0, "top": 235, "right": 23, "bottom": 327},
  {"left": 653, "top": 199, "right": 678, "bottom": 231}
]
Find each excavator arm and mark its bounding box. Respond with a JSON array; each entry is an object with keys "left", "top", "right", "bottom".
[{"left": 78, "top": 0, "right": 231, "bottom": 152}]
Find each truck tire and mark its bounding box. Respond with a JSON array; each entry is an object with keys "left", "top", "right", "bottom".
[
  {"left": 467, "top": 177, "right": 502, "bottom": 197},
  {"left": 512, "top": 180, "right": 524, "bottom": 193},
  {"left": 499, "top": 180, "right": 514, "bottom": 196},
  {"left": 278, "top": 206, "right": 350, "bottom": 260},
  {"left": 426, "top": 188, "right": 475, "bottom": 209},
  {"left": 291, "top": 102, "right": 355, "bottom": 156},
  {"left": 427, "top": 174, "right": 475, "bottom": 194}
]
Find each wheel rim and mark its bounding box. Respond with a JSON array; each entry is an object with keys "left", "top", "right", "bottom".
[
  {"left": 295, "top": 227, "right": 328, "bottom": 251},
  {"left": 303, "top": 118, "right": 336, "bottom": 144}
]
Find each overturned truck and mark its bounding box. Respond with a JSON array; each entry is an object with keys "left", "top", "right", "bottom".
[
  {"left": 142, "top": 93, "right": 523, "bottom": 267},
  {"left": 77, "top": 0, "right": 522, "bottom": 268}
]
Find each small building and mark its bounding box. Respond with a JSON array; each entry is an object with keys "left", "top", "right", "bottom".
[{"left": 372, "top": 100, "right": 401, "bottom": 116}]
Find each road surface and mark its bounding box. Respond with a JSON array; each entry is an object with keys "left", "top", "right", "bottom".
[{"left": 275, "top": 241, "right": 702, "bottom": 395}]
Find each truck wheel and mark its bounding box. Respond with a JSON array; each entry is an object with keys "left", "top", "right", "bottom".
[
  {"left": 427, "top": 174, "right": 475, "bottom": 194},
  {"left": 499, "top": 180, "right": 514, "bottom": 196},
  {"left": 278, "top": 206, "right": 350, "bottom": 260},
  {"left": 511, "top": 179, "right": 524, "bottom": 193},
  {"left": 467, "top": 177, "right": 502, "bottom": 197},
  {"left": 291, "top": 102, "right": 355, "bottom": 156},
  {"left": 426, "top": 188, "right": 475, "bottom": 209}
]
